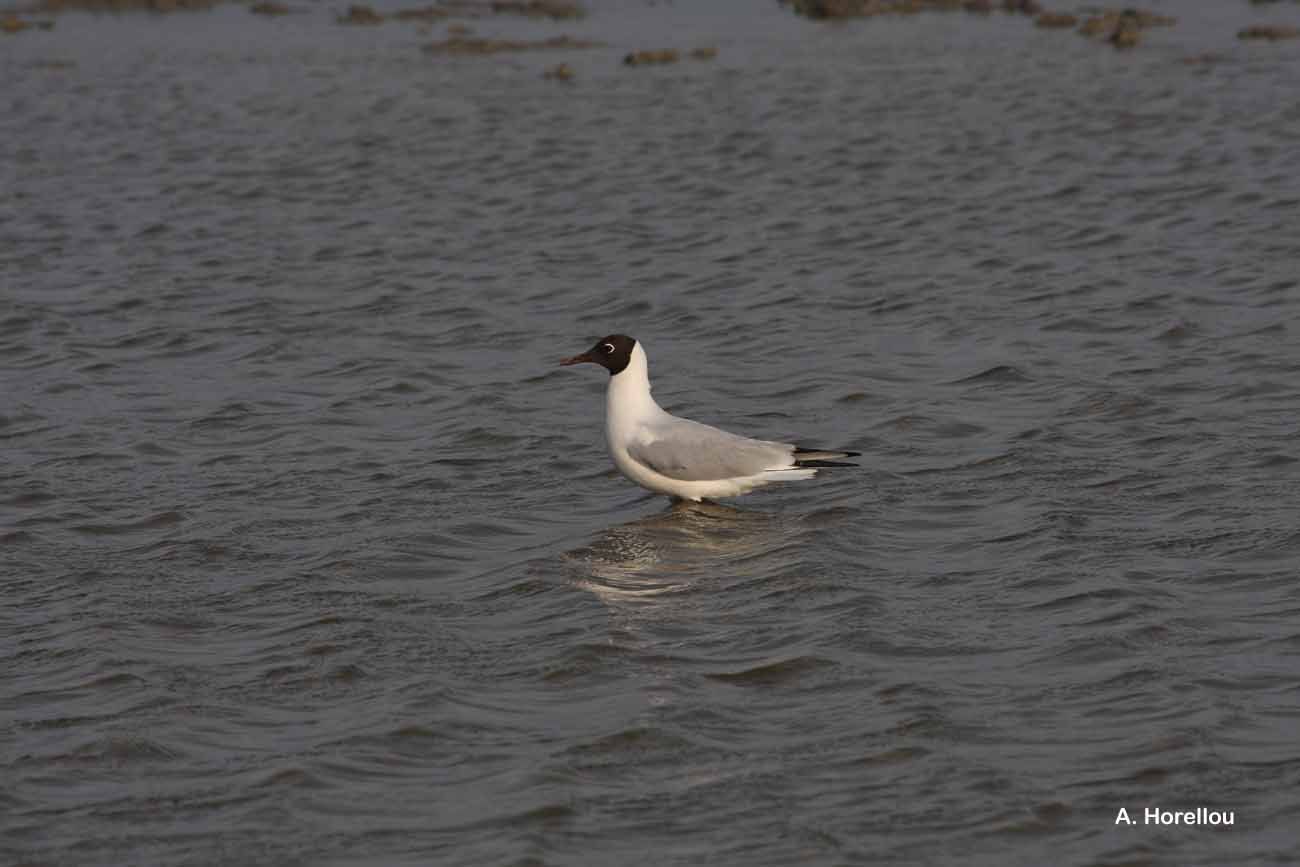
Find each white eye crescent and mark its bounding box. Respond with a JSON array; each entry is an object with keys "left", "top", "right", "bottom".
[{"left": 602, "top": 343, "right": 615, "bottom": 354}]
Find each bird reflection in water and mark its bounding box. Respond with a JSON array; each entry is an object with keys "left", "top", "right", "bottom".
[{"left": 564, "top": 500, "right": 804, "bottom": 603}]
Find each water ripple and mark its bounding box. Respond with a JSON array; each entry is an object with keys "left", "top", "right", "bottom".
[{"left": 3, "top": 2, "right": 1299, "bottom": 865}]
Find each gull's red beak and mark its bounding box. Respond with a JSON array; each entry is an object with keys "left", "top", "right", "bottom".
[{"left": 560, "top": 351, "right": 595, "bottom": 366}]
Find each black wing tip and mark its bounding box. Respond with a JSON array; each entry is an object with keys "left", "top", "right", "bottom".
[
  {"left": 792, "top": 446, "right": 860, "bottom": 468},
  {"left": 793, "top": 447, "right": 861, "bottom": 458}
]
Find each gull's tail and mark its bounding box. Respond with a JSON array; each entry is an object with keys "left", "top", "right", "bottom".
[{"left": 791, "top": 446, "right": 861, "bottom": 469}]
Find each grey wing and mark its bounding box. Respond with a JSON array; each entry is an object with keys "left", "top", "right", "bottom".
[{"left": 627, "top": 417, "right": 794, "bottom": 481}]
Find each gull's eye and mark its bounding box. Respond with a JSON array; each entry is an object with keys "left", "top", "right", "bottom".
[{"left": 602, "top": 343, "right": 615, "bottom": 354}]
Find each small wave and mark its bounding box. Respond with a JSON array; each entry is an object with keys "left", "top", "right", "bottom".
[
  {"left": 0, "top": 530, "right": 38, "bottom": 546},
  {"left": 254, "top": 766, "right": 330, "bottom": 790},
  {"left": 705, "top": 655, "right": 835, "bottom": 687},
  {"left": 950, "top": 364, "right": 1032, "bottom": 385},
  {"left": 71, "top": 511, "right": 186, "bottom": 536}
]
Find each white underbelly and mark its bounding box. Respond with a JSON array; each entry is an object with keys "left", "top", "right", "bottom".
[{"left": 608, "top": 444, "right": 766, "bottom": 501}]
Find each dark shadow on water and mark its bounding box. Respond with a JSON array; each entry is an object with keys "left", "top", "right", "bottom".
[{"left": 562, "top": 499, "right": 806, "bottom": 603}]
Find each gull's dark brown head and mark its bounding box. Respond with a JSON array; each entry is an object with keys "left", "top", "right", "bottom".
[{"left": 560, "top": 334, "right": 637, "bottom": 376}]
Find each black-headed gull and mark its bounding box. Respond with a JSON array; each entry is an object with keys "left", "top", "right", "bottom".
[{"left": 561, "top": 334, "right": 859, "bottom": 501}]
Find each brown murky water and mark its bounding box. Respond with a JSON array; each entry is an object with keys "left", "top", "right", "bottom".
[{"left": 3, "top": 1, "right": 1300, "bottom": 864}]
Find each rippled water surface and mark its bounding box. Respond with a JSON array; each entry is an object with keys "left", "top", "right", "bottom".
[{"left": 4, "top": 1, "right": 1300, "bottom": 864}]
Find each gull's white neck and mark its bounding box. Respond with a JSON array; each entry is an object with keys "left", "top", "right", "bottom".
[{"left": 606, "top": 342, "right": 662, "bottom": 435}]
